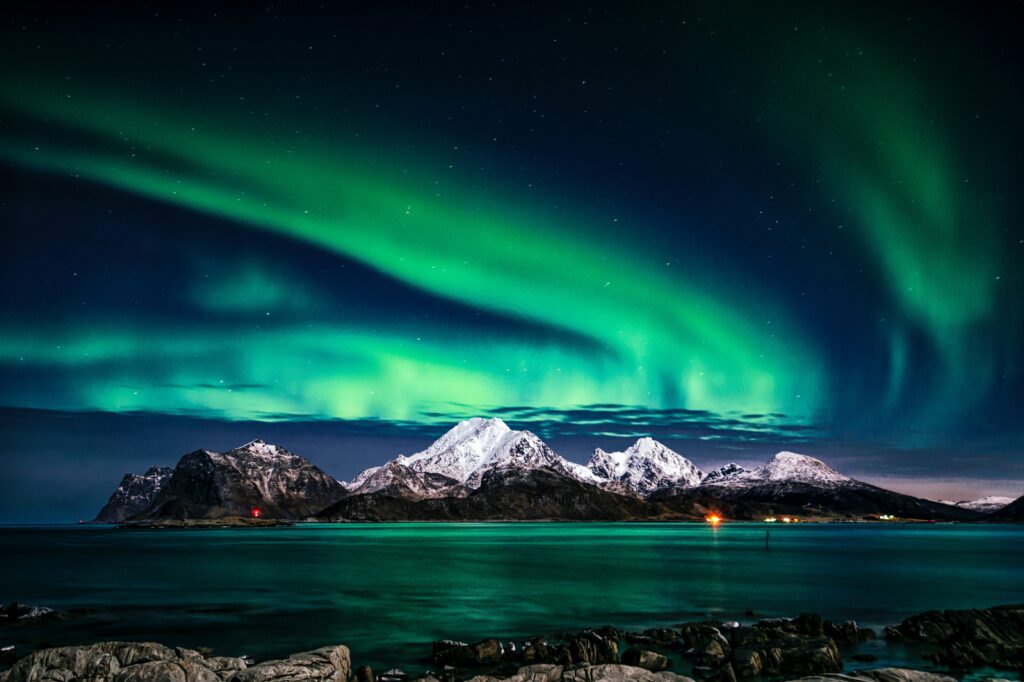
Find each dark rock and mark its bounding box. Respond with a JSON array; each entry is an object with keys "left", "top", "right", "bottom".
[
  {"left": 680, "top": 624, "right": 730, "bottom": 667},
  {"left": 562, "top": 630, "right": 619, "bottom": 665},
  {"left": 378, "top": 669, "right": 408, "bottom": 682},
  {"left": 353, "top": 665, "right": 374, "bottom": 682},
  {"left": 621, "top": 649, "right": 671, "bottom": 672},
  {"left": 884, "top": 605, "right": 1024, "bottom": 670},
  {"left": 824, "top": 620, "right": 874, "bottom": 646},
  {"left": 519, "top": 638, "right": 556, "bottom": 665},
  {"left": 429, "top": 638, "right": 504, "bottom": 667}
]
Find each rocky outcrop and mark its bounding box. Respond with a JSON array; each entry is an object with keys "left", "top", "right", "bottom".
[
  {"left": 318, "top": 467, "right": 667, "bottom": 522},
  {"left": 0, "top": 642, "right": 348, "bottom": 682},
  {"left": 884, "top": 604, "right": 1024, "bottom": 669},
  {"left": 680, "top": 614, "right": 845, "bottom": 680},
  {"left": 232, "top": 646, "right": 350, "bottom": 682}
]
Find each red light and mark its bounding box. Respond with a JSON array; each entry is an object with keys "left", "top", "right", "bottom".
[{"left": 251, "top": 507, "right": 262, "bottom": 518}]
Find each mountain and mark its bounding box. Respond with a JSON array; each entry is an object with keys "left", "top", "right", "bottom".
[
  {"left": 318, "top": 465, "right": 689, "bottom": 522},
  {"left": 347, "top": 418, "right": 600, "bottom": 491},
  {"left": 345, "top": 460, "right": 469, "bottom": 500},
  {"left": 945, "top": 496, "right": 1014, "bottom": 513},
  {"left": 132, "top": 440, "right": 347, "bottom": 520},
  {"left": 984, "top": 494, "right": 1024, "bottom": 522},
  {"left": 708, "top": 451, "right": 852, "bottom": 488},
  {"left": 689, "top": 451, "right": 980, "bottom": 521},
  {"left": 701, "top": 463, "right": 748, "bottom": 485},
  {"left": 586, "top": 437, "right": 703, "bottom": 494},
  {"left": 95, "top": 466, "right": 174, "bottom": 522}
]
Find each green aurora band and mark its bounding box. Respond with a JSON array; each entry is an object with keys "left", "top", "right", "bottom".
[{"left": 0, "top": 77, "right": 823, "bottom": 424}]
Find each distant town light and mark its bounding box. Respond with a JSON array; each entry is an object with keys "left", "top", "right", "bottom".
[
  {"left": 251, "top": 507, "right": 262, "bottom": 518},
  {"left": 705, "top": 514, "right": 722, "bottom": 525}
]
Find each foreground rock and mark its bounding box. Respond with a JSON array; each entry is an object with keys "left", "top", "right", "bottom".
[
  {"left": 884, "top": 604, "right": 1024, "bottom": 669},
  {"left": 680, "top": 614, "right": 846, "bottom": 680},
  {"left": 788, "top": 670, "right": 956, "bottom": 682},
  {"left": 0, "top": 642, "right": 349, "bottom": 682}
]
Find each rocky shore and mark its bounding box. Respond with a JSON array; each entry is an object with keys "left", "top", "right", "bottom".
[{"left": 2, "top": 606, "right": 1021, "bottom": 682}]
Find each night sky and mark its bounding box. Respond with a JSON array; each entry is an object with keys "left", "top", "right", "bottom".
[{"left": 2, "top": 2, "right": 1022, "bottom": 522}]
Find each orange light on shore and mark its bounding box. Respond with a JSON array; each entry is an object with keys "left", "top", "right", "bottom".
[
  {"left": 251, "top": 507, "right": 262, "bottom": 518},
  {"left": 705, "top": 514, "right": 722, "bottom": 525}
]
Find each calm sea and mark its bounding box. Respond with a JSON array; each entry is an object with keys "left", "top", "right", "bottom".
[{"left": 2, "top": 523, "right": 1022, "bottom": 678}]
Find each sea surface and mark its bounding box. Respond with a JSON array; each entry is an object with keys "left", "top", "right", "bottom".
[{"left": 2, "top": 523, "right": 1022, "bottom": 679}]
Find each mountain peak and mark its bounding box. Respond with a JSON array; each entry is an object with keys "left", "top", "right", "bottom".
[
  {"left": 231, "top": 439, "right": 290, "bottom": 458},
  {"left": 751, "top": 451, "right": 850, "bottom": 485},
  {"left": 587, "top": 438, "right": 703, "bottom": 494}
]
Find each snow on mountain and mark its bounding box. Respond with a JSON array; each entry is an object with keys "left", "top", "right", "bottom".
[
  {"left": 137, "top": 439, "right": 347, "bottom": 520},
  {"left": 95, "top": 466, "right": 175, "bottom": 522},
  {"left": 347, "top": 459, "right": 467, "bottom": 500},
  {"left": 701, "top": 463, "right": 748, "bottom": 485},
  {"left": 347, "top": 417, "right": 598, "bottom": 491},
  {"left": 586, "top": 437, "right": 703, "bottom": 494},
  {"left": 701, "top": 451, "right": 852, "bottom": 488},
  {"left": 952, "top": 496, "right": 1014, "bottom": 513}
]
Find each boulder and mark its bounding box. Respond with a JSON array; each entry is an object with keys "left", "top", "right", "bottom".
[
  {"left": 353, "top": 666, "right": 373, "bottom": 682},
  {"left": 621, "top": 650, "right": 671, "bottom": 672},
  {"left": 430, "top": 638, "right": 505, "bottom": 667},
  {"left": 680, "top": 624, "right": 730, "bottom": 667},
  {"left": 230, "top": 646, "right": 350, "bottom": 682},
  {"left": 562, "top": 665, "right": 695, "bottom": 682},
  {"left": 507, "top": 664, "right": 563, "bottom": 682},
  {"left": 519, "top": 639, "right": 557, "bottom": 665}
]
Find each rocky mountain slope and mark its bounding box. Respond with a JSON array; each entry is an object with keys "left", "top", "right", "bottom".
[
  {"left": 95, "top": 466, "right": 174, "bottom": 522},
  {"left": 116, "top": 440, "right": 347, "bottom": 521},
  {"left": 678, "top": 452, "right": 980, "bottom": 521},
  {"left": 318, "top": 465, "right": 686, "bottom": 522},
  {"left": 984, "top": 493, "right": 1024, "bottom": 522},
  {"left": 345, "top": 459, "right": 469, "bottom": 500},
  {"left": 586, "top": 437, "right": 703, "bottom": 494}
]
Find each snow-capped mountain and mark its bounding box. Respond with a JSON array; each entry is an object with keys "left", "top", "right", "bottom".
[
  {"left": 95, "top": 466, "right": 174, "bottom": 522},
  {"left": 701, "top": 451, "right": 852, "bottom": 489},
  {"left": 944, "top": 496, "right": 1014, "bottom": 513},
  {"left": 346, "top": 459, "right": 468, "bottom": 500},
  {"left": 347, "top": 418, "right": 599, "bottom": 490},
  {"left": 701, "top": 463, "right": 748, "bottom": 485},
  {"left": 586, "top": 437, "right": 703, "bottom": 494},
  {"left": 124, "top": 439, "right": 347, "bottom": 520}
]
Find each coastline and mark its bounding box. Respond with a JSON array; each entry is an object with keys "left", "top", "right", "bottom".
[{"left": 3, "top": 605, "right": 1022, "bottom": 681}]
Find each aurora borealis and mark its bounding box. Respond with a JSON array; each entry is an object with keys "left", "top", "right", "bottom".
[{"left": 1, "top": 2, "right": 1022, "bottom": 520}]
